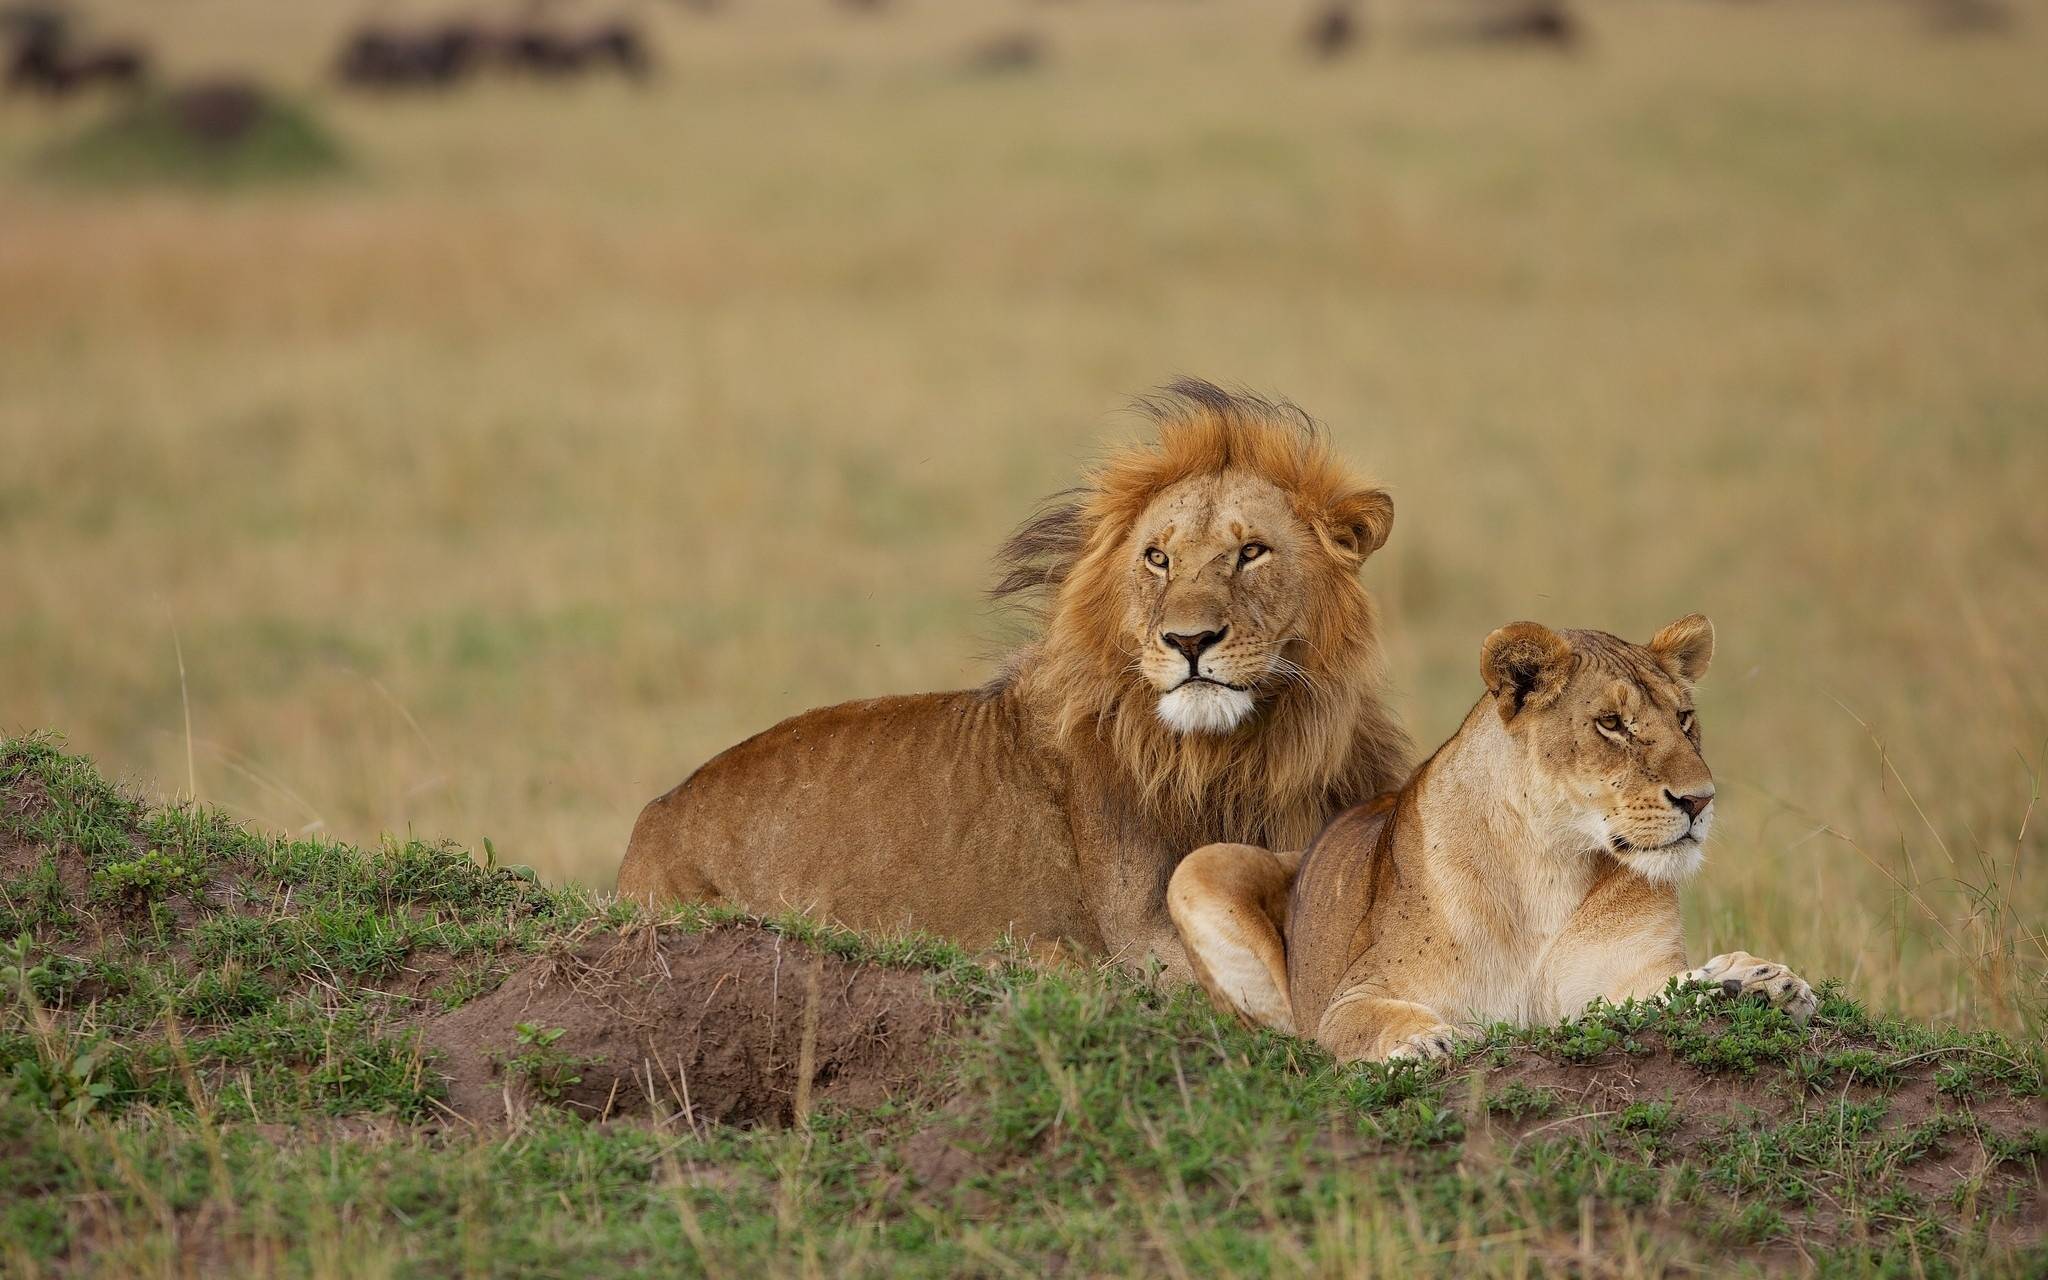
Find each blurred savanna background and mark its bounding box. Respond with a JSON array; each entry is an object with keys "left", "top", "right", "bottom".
[{"left": 2, "top": 0, "right": 2043, "bottom": 1032}]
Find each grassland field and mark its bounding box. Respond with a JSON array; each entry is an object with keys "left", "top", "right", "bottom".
[{"left": 2, "top": 0, "right": 2045, "bottom": 1037}]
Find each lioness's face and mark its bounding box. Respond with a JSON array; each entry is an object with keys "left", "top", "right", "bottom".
[
  {"left": 1483, "top": 617, "right": 1717, "bottom": 884},
  {"left": 1123, "top": 470, "right": 1353, "bottom": 735}
]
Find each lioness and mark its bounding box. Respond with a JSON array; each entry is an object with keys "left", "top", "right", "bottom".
[
  {"left": 618, "top": 381, "right": 1412, "bottom": 979},
  {"left": 1168, "top": 614, "right": 1816, "bottom": 1061}
]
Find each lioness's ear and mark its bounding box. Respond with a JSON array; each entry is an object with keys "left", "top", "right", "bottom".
[
  {"left": 1323, "top": 487, "right": 1394, "bottom": 563},
  {"left": 1480, "top": 622, "right": 1574, "bottom": 722},
  {"left": 1649, "top": 613, "right": 1714, "bottom": 684}
]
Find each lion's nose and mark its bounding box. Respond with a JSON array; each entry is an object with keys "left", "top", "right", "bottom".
[
  {"left": 1161, "top": 627, "right": 1227, "bottom": 664},
  {"left": 1666, "top": 788, "right": 1714, "bottom": 820}
]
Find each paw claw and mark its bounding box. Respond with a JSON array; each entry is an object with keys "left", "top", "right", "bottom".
[
  {"left": 1683, "top": 952, "right": 1816, "bottom": 1027},
  {"left": 1384, "top": 1024, "right": 1463, "bottom": 1063}
]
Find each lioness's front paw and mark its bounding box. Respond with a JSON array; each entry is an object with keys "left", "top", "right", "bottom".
[
  {"left": 1383, "top": 1023, "right": 1464, "bottom": 1063},
  {"left": 1683, "top": 952, "right": 1817, "bottom": 1026}
]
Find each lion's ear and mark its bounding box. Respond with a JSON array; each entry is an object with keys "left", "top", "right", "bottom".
[
  {"left": 1480, "top": 622, "right": 1574, "bottom": 722},
  {"left": 1323, "top": 487, "right": 1393, "bottom": 563},
  {"left": 1649, "top": 613, "right": 1714, "bottom": 684}
]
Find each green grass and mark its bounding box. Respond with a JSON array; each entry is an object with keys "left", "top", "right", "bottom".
[{"left": 2, "top": 734, "right": 2042, "bottom": 1276}]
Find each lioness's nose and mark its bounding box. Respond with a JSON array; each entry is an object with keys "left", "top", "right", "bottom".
[
  {"left": 1162, "top": 627, "right": 1226, "bottom": 663},
  {"left": 1666, "top": 788, "right": 1714, "bottom": 820}
]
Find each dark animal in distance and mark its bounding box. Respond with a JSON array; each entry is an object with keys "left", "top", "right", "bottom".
[
  {"left": 3, "top": 21, "right": 147, "bottom": 98},
  {"left": 1470, "top": 1, "right": 1581, "bottom": 48},
  {"left": 503, "top": 21, "right": 651, "bottom": 80},
  {"left": 965, "top": 31, "right": 1045, "bottom": 74},
  {"left": 1305, "top": 4, "right": 1361, "bottom": 60},
  {"left": 1921, "top": 0, "right": 2013, "bottom": 33},
  {"left": 336, "top": 22, "right": 488, "bottom": 89},
  {"left": 335, "top": 18, "right": 652, "bottom": 90}
]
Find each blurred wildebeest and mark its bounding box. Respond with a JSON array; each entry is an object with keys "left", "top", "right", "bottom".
[
  {"left": 1922, "top": 0, "right": 2013, "bottom": 33},
  {"left": 0, "top": 3, "right": 65, "bottom": 45},
  {"left": 4, "top": 19, "right": 148, "bottom": 97},
  {"left": 499, "top": 19, "right": 652, "bottom": 80},
  {"left": 965, "top": 31, "right": 1044, "bottom": 74},
  {"left": 1304, "top": 3, "right": 1361, "bottom": 60},
  {"left": 1470, "top": 1, "right": 1581, "bottom": 48},
  {"left": 337, "top": 17, "right": 651, "bottom": 90},
  {"left": 336, "top": 22, "right": 490, "bottom": 89},
  {"left": 500, "top": 24, "right": 585, "bottom": 76},
  {"left": 578, "top": 22, "right": 653, "bottom": 80}
]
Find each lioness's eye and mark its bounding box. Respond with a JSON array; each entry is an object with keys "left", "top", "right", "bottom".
[
  {"left": 1144, "top": 547, "right": 1169, "bottom": 571},
  {"left": 1239, "top": 542, "right": 1269, "bottom": 565},
  {"left": 1679, "top": 710, "right": 1697, "bottom": 735},
  {"left": 1595, "top": 714, "right": 1625, "bottom": 734}
]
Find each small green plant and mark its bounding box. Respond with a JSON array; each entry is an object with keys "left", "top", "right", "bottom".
[
  {"left": 1935, "top": 1060, "right": 1987, "bottom": 1100},
  {"left": 0, "top": 856, "right": 71, "bottom": 936},
  {"left": 0, "top": 934, "right": 83, "bottom": 1007},
  {"left": 1984, "top": 1129, "right": 2045, "bottom": 1168},
  {"left": 1617, "top": 1098, "right": 1679, "bottom": 1137},
  {"left": 430, "top": 961, "right": 509, "bottom": 1011},
  {"left": 1664, "top": 1001, "right": 1808, "bottom": 1074},
  {"left": 1809, "top": 1047, "right": 1902, "bottom": 1090},
  {"left": 1715, "top": 1199, "right": 1785, "bottom": 1245},
  {"left": 1538, "top": 1016, "right": 1625, "bottom": 1062},
  {"left": 8, "top": 1041, "right": 115, "bottom": 1121},
  {"left": 501, "top": 1023, "right": 589, "bottom": 1103},
  {"left": 173, "top": 965, "right": 274, "bottom": 1022},
  {"left": 1486, "top": 1082, "right": 1559, "bottom": 1120},
  {"left": 1366, "top": 1095, "right": 1465, "bottom": 1148},
  {"left": 1342, "top": 1059, "right": 1442, "bottom": 1110},
  {"left": 91, "top": 850, "right": 205, "bottom": 910}
]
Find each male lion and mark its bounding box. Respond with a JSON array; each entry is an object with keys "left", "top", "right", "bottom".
[
  {"left": 1168, "top": 614, "right": 1817, "bottom": 1061},
  {"left": 618, "top": 380, "right": 1412, "bottom": 978}
]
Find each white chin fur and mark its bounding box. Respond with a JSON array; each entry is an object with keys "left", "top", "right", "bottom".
[
  {"left": 1157, "top": 683, "right": 1255, "bottom": 735},
  {"left": 1615, "top": 839, "right": 1705, "bottom": 886}
]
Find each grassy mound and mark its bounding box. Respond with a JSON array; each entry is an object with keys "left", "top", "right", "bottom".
[
  {"left": 37, "top": 82, "right": 346, "bottom": 188},
  {"left": 1, "top": 733, "right": 2041, "bottom": 1276}
]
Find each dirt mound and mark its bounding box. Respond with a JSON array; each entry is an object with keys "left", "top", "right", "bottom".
[
  {"left": 39, "top": 80, "right": 345, "bottom": 186},
  {"left": 422, "top": 924, "right": 950, "bottom": 1127},
  {"left": 1461, "top": 1035, "right": 2047, "bottom": 1255},
  {"left": 1476, "top": 1031, "right": 2045, "bottom": 1150}
]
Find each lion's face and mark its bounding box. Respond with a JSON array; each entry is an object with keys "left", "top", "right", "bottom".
[
  {"left": 993, "top": 382, "right": 1410, "bottom": 842},
  {"left": 1120, "top": 470, "right": 1372, "bottom": 736},
  {"left": 1481, "top": 616, "right": 1717, "bottom": 885}
]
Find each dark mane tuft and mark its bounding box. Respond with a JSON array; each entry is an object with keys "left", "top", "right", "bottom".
[
  {"left": 1133, "top": 377, "right": 1322, "bottom": 446},
  {"left": 989, "top": 488, "right": 1088, "bottom": 606}
]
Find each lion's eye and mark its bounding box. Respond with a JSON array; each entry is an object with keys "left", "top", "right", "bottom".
[
  {"left": 1238, "top": 542, "right": 1269, "bottom": 565},
  {"left": 1679, "top": 710, "right": 1697, "bottom": 736},
  {"left": 1144, "top": 547, "right": 1169, "bottom": 571},
  {"left": 1595, "top": 714, "right": 1625, "bottom": 735}
]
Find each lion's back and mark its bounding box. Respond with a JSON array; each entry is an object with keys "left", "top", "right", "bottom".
[{"left": 618, "top": 688, "right": 1096, "bottom": 950}]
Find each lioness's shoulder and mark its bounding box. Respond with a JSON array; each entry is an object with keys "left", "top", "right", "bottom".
[{"left": 1285, "top": 792, "right": 1401, "bottom": 1028}]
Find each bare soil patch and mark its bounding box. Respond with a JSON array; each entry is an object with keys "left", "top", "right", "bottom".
[
  {"left": 422, "top": 923, "right": 951, "bottom": 1127},
  {"left": 1461, "top": 1035, "right": 2047, "bottom": 1253}
]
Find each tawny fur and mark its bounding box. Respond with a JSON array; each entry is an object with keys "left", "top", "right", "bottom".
[
  {"left": 617, "top": 380, "right": 1412, "bottom": 978},
  {"left": 1168, "top": 615, "right": 1817, "bottom": 1062}
]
